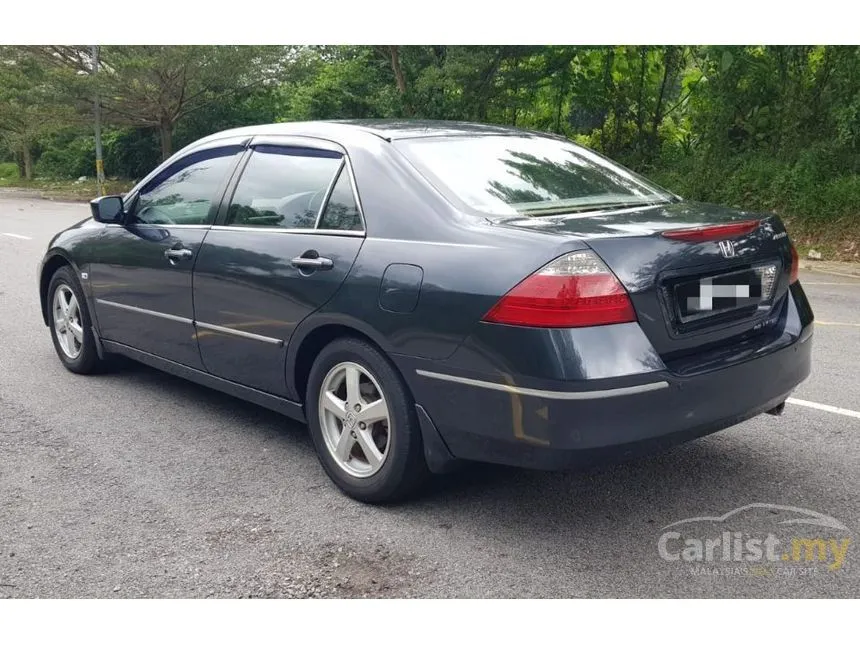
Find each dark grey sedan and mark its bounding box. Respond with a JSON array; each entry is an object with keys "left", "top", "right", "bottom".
[{"left": 37, "top": 120, "right": 813, "bottom": 502}]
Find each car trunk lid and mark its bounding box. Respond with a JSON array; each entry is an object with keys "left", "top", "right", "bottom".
[{"left": 493, "top": 201, "right": 795, "bottom": 365}]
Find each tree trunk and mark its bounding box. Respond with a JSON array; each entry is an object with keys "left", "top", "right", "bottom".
[
  {"left": 386, "top": 46, "right": 413, "bottom": 115},
  {"left": 603, "top": 48, "right": 626, "bottom": 156},
  {"left": 555, "top": 66, "right": 568, "bottom": 134},
  {"left": 649, "top": 46, "right": 675, "bottom": 162},
  {"left": 159, "top": 120, "right": 173, "bottom": 160},
  {"left": 22, "top": 145, "right": 33, "bottom": 181},
  {"left": 635, "top": 47, "right": 648, "bottom": 157},
  {"left": 15, "top": 150, "right": 25, "bottom": 179}
]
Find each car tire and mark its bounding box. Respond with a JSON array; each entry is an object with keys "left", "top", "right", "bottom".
[
  {"left": 47, "top": 266, "right": 103, "bottom": 375},
  {"left": 306, "top": 337, "right": 430, "bottom": 503}
]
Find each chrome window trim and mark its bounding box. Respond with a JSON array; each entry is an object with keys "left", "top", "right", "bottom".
[
  {"left": 314, "top": 159, "right": 346, "bottom": 229},
  {"left": 194, "top": 321, "right": 284, "bottom": 347},
  {"left": 342, "top": 154, "right": 367, "bottom": 233},
  {"left": 367, "top": 238, "right": 494, "bottom": 248},
  {"left": 103, "top": 223, "right": 211, "bottom": 230},
  {"left": 209, "top": 226, "right": 365, "bottom": 237},
  {"left": 415, "top": 370, "right": 670, "bottom": 400},
  {"left": 95, "top": 299, "right": 192, "bottom": 325}
]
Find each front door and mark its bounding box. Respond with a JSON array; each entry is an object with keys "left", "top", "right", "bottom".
[
  {"left": 192, "top": 141, "right": 365, "bottom": 395},
  {"left": 90, "top": 144, "right": 244, "bottom": 368}
]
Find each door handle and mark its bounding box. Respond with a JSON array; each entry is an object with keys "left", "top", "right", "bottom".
[
  {"left": 291, "top": 256, "right": 333, "bottom": 271},
  {"left": 164, "top": 248, "right": 193, "bottom": 262}
]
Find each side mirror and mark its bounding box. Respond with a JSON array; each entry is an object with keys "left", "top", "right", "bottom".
[{"left": 90, "top": 195, "right": 124, "bottom": 224}]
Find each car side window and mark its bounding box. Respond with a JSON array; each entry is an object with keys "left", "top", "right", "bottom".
[
  {"left": 131, "top": 147, "right": 240, "bottom": 226},
  {"left": 317, "top": 167, "right": 363, "bottom": 231},
  {"left": 225, "top": 145, "right": 344, "bottom": 229}
]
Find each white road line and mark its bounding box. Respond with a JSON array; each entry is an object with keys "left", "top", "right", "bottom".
[
  {"left": 816, "top": 321, "right": 860, "bottom": 328},
  {"left": 787, "top": 398, "right": 860, "bottom": 420},
  {"left": 802, "top": 270, "right": 860, "bottom": 280},
  {"left": 1, "top": 232, "right": 32, "bottom": 240}
]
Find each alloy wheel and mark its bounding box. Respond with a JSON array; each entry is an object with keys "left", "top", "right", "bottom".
[
  {"left": 318, "top": 361, "right": 391, "bottom": 478},
  {"left": 53, "top": 284, "right": 84, "bottom": 360}
]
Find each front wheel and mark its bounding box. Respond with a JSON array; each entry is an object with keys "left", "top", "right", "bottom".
[
  {"left": 306, "top": 338, "right": 429, "bottom": 503},
  {"left": 47, "top": 266, "right": 104, "bottom": 374}
]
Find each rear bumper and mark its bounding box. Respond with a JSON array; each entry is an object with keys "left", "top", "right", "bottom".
[{"left": 399, "top": 286, "right": 814, "bottom": 470}]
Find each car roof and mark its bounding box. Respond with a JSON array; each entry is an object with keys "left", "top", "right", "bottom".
[
  {"left": 331, "top": 119, "right": 534, "bottom": 140},
  {"left": 196, "top": 119, "right": 552, "bottom": 146}
]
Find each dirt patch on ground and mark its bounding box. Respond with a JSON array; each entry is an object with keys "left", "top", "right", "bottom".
[{"left": 204, "top": 513, "right": 436, "bottom": 598}]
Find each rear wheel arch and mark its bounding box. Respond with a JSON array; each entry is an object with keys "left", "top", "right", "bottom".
[{"left": 288, "top": 317, "right": 397, "bottom": 405}]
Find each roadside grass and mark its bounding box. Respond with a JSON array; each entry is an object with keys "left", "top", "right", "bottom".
[
  {"left": 0, "top": 169, "right": 135, "bottom": 202},
  {"left": 0, "top": 162, "right": 18, "bottom": 180},
  {"left": 782, "top": 216, "right": 860, "bottom": 264}
]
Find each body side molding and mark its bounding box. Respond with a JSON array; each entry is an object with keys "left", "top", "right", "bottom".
[{"left": 416, "top": 369, "right": 670, "bottom": 400}]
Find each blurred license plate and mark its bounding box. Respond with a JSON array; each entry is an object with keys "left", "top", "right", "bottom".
[{"left": 675, "top": 268, "right": 763, "bottom": 321}]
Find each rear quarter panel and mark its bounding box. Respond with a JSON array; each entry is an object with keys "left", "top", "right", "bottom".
[
  {"left": 301, "top": 137, "right": 593, "bottom": 362},
  {"left": 317, "top": 222, "right": 590, "bottom": 361}
]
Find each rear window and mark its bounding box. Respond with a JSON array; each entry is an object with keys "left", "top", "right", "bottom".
[{"left": 394, "top": 135, "right": 674, "bottom": 217}]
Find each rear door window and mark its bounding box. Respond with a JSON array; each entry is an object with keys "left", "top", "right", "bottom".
[{"left": 225, "top": 145, "right": 344, "bottom": 229}]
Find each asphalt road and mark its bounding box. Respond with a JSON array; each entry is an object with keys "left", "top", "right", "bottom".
[{"left": 1, "top": 192, "right": 858, "bottom": 598}]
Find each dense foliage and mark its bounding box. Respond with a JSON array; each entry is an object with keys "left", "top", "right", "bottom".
[{"left": 1, "top": 45, "right": 858, "bottom": 253}]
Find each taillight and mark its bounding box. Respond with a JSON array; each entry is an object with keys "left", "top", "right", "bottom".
[
  {"left": 661, "top": 220, "right": 760, "bottom": 242},
  {"left": 482, "top": 251, "right": 636, "bottom": 328},
  {"left": 790, "top": 243, "right": 799, "bottom": 284}
]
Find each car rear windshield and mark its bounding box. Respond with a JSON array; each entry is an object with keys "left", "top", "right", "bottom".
[{"left": 394, "top": 135, "right": 674, "bottom": 217}]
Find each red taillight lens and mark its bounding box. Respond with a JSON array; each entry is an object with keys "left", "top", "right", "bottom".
[
  {"left": 790, "top": 243, "right": 799, "bottom": 284},
  {"left": 661, "top": 220, "right": 761, "bottom": 242},
  {"left": 482, "top": 251, "right": 636, "bottom": 328}
]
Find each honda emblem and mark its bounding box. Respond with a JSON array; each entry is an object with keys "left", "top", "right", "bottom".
[{"left": 718, "top": 240, "right": 736, "bottom": 258}]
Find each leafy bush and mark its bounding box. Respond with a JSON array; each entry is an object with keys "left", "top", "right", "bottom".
[
  {"left": 103, "top": 128, "right": 161, "bottom": 180},
  {"left": 0, "top": 161, "right": 18, "bottom": 179},
  {"left": 650, "top": 151, "right": 860, "bottom": 228},
  {"left": 35, "top": 131, "right": 95, "bottom": 178},
  {"left": 31, "top": 127, "right": 161, "bottom": 181}
]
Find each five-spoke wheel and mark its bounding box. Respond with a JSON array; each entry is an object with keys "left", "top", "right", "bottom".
[
  {"left": 52, "top": 284, "right": 84, "bottom": 359},
  {"left": 319, "top": 361, "right": 391, "bottom": 478},
  {"left": 307, "top": 338, "right": 429, "bottom": 503},
  {"left": 47, "top": 266, "right": 102, "bottom": 374}
]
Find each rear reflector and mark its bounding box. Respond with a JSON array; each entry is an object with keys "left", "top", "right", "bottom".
[
  {"left": 662, "top": 220, "right": 761, "bottom": 242},
  {"left": 482, "top": 251, "right": 636, "bottom": 328},
  {"left": 790, "top": 243, "right": 799, "bottom": 284}
]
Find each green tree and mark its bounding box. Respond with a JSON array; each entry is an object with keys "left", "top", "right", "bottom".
[
  {"left": 27, "top": 45, "right": 285, "bottom": 160},
  {"left": 0, "top": 48, "right": 76, "bottom": 179}
]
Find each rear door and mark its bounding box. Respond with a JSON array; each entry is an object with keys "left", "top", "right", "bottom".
[
  {"left": 90, "top": 141, "right": 245, "bottom": 368},
  {"left": 192, "top": 138, "right": 365, "bottom": 395}
]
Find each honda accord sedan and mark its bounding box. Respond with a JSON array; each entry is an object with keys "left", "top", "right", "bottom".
[{"left": 38, "top": 120, "right": 813, "bottom": 502}]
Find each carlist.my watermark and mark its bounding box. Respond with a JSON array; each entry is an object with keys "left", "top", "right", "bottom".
[{"left": 657, "top": 503, "right": 852, "bottom": 576}]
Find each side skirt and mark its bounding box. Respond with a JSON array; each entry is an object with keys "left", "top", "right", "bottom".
[{"left": 101, "top": 340, "right": 306, "bottom": 423}]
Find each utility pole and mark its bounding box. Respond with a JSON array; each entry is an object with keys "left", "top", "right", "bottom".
[{"left": 92, "top": 45, "right": 105, "bottom": 196}]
